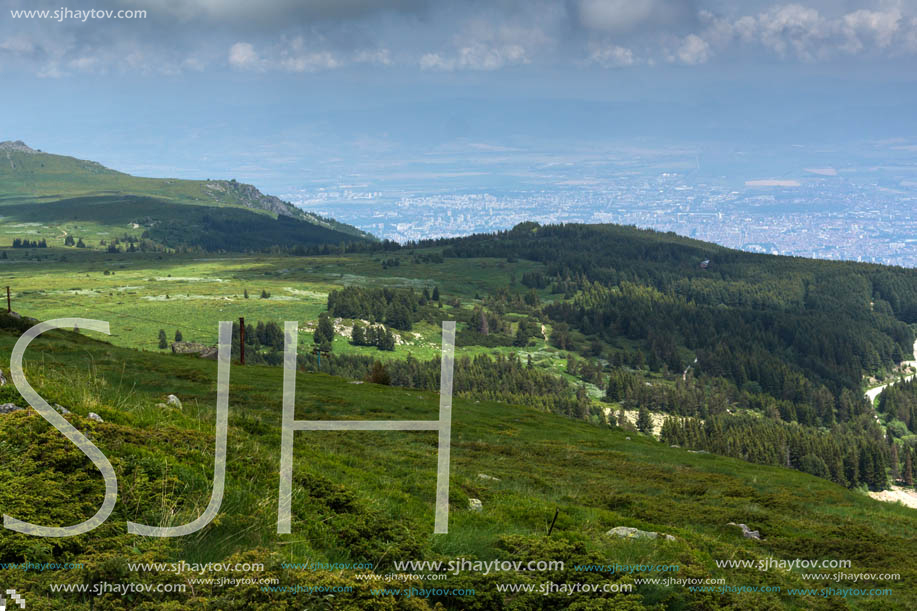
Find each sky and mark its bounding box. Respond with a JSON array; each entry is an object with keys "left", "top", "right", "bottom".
[{"left": 1, "top": 0, "right": 917, "bottom": 194}]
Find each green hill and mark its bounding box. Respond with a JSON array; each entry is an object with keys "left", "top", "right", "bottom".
[
  {"left": 0, "top": 140, "right": 373, "bottom": 250},
  {"left": 0, "top": 312, "right": 914, "bottom": 609}
]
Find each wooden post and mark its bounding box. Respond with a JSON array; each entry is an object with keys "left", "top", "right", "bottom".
[
  {"left": 239, "top": 316, "right": 245, "bottom": 365},
  {"left": 547, "top": 508, "right": 559, "bottom": 536},
  {"left": 5, "top": 286, "right": 9, "bottom": 313}
]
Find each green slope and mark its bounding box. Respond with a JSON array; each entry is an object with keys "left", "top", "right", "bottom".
[
  {"left": 0, "top": 140, "right": 373, "bottom": 248},
  {"left": 0, "top": 312, "right": 913, "bottom": 609}
]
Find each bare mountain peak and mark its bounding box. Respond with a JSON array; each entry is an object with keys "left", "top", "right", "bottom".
[{"left": 0, "top": 140, "right": 38, "bottom": 153}]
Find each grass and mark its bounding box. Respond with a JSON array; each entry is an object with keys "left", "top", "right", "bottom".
[{"left": 0, "top": 318, "right": 914, "bottom": 609}]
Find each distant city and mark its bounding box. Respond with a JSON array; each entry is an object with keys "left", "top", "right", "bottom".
[{"left": 285, "top": 168, "right": 917, "bottom": 267}]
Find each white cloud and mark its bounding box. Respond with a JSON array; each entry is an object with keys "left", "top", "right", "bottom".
[
  {"left": 588, "top": 43, "right": 636, "bottom": 67},
  {"left": 576, "top": 0, "right": 695, "bottom": 33},
  {"left": 228, "top": 42, "right": 261, "bottom": 70},
  {"left": 692, "top": 4, "right": 917, "bottom": 63},
  {"left": 672, "top": 33, "right": 710, "bottom": 63}
]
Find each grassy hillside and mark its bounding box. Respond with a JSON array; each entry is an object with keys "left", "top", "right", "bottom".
[
  {"left": 0, "top": 313, "right": 914, "bottom": 609},
  {"left": 0, "top": 141, "right": 373, "bottom": 249}
]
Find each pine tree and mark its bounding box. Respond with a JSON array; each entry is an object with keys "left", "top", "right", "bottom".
[
  {"left": 432, "top": 286, "right": 440, "bottom": 301},
  {"left": 905, "top": 451, "right": 914, "bottom": 487},
  {"left": 314, "top": 313, "right": 335, "bottom": 347},
  {"left": 891, "top": 443, "right": 900, "bottom": 482},
  {"left": 174, "top": 329, "right": 183, "bottom": 342},
  {"left": 352, "top": 322, "right": 365, "bottom": 345},
  {"left": 158, "top": 329, "right": 168, "bottom": 349},
  {"left": 244, "top": 289, "right": 249, "bottom": 299},
  {"left": 637, "top": 407, "right": 653, "bottom": 433}
]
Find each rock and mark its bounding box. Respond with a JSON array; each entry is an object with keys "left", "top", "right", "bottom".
[
  {"left": 166, "top": 394, "right": 182, "bottom": 409},
  {"left": 197, "top": 346, "right": 218, "bottom": 359},
  {"left": 155, "top": 403, "right": 169, "bottom": 409},
  {"left": 348, "top": 381, "right": 364, "bottom": 384},
  {"left": 0, "top": 402, "right": 23, "bottom": 414},
  {"left": 468, "top": 498, "right": 483, "bottom": 512},
  {"left": 625, "top": 436, "right": 631, "bottom": 440},
  {"left": 687, "top": 450, "right": 708, "bottom": 454},
  {"left": 88, "top": 412, "right": 103, "bottom": 422},
  {"left": 0, "top": 368, "right": 6, "bottom": 386},
  {"left": 8, "top": 311, "right": 20, "bottom": 319},
  {"left": 606, "top": 526, "right": 675, "bottom": 541},
  {"left": 669, "top": 444, "right": 680, "bottom": 448},
  {"left": 53, "top": 403, "right": 70, "bottom": 415},
  {"left": 171, "top": 342, "right": 216, "bottom": 358},
  {"left": 727, "top": 522, "right": 761, "bottom": 540},
  {"left": 478, "top": 473, "right": 500, "bottom": 481}
]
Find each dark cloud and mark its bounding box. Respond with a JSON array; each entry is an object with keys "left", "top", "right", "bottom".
[{"left": 1, "top": 0, "right": 916, "bottom": 76}]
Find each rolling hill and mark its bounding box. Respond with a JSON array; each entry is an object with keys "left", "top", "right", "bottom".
[
  {"left": 0, "top": 312, "right": 914, "bottom": 609},
  {"left": 0, "top": 140, "right": 373, "bottom": 250}
]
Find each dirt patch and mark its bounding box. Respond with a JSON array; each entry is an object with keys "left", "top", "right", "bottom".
[{"left": 869, "top": 486, "right": 917, "bottom": 509}]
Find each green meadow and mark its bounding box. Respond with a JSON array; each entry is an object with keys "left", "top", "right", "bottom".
[{"left": 0, "top": 315, "right": 914, "bottom": 609}]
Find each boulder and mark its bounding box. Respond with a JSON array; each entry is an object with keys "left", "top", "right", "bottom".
[
  {"left": 166, "top": 395, "right": 182, "bottom": 409},
  {"left": 727, "top": 522, "right": 761, "bottom": 540},
  {"left": 0, "top": 402, "right": 23, "bottom": 414},
  {"left": 468, "top": 498, "right": 483, "bottom": 512},
  {"left": 171, "top": 342, "right": 216, "bottom": 358},
  {"left": 88, "top": 412, "right": 103, "bottom": 422},
  {"left": 606, "top": 526, "right": 675, "bottom": 541},
  {"left": 478, "top": 473, "right": 501, "bottom": 481}
]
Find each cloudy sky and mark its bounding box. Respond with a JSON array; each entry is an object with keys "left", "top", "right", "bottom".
[{"left": 2, "top": 0, "right": 917, "bottom": 191}]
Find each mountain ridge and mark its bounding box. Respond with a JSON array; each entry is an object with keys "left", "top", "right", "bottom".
[
  {"left": 0, "top": 140, "right": 375, "bottom": 247},
  {"left": 0, "top": 140, "right": 373, "bottom": 240}
]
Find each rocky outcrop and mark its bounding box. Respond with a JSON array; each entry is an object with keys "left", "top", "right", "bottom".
[
  {"left": 0, "top": 140, "right": 38, "bottom": 154},
  {"left": 727, "top": 522, "right": 761, "bottom": 540},
  {"left": 606, "top": 526, "right": 676, "bottom": 541},
  {"left": 171, "top": 342, "right": 218, "bottom": 359}
]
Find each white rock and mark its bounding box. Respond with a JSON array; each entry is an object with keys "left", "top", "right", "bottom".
[
  {"left": 0, "top": 402, "right": 23, "bottom": 414},
  {"left": 166, "top": 394, "right": 182, "bottom": 409},
  {"left": 88, "top": 412, "right": 103, "bottom": 422},
  {"left": 478, "top": 473, "right": 501, "bottom": 481},
  {"left": 727, "top": 522, "right": 761, "bottom": 540},
  {"left": 468, "top": 498, "right": 483, "bottom": 512},
  {"left": 606, "top": 526, "right": 675, "bottom": 541},
  {"left": 54, "top": 403, "right": 71, "bottom": 415}
]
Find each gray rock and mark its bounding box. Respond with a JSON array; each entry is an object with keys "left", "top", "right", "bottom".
[
  {"left": 53, "top": 403, "right": 71, "bottom": 415},
  {"left": 197, "top": 346, "right": 218, "bottom": 359},
  {"left": 727, "top": 522, "right": 761, "bottom": 540},
  {"left": 0, "top": 368, "right": 6, "bottom": 386},
  {"left": 0, "top": 402, "right": 23, "bottom": 414},
  {"left": 166, "top": 394, "right": 182, "bottom": 409},
  {"left": 348, "top": 381, "right": 364, "bottom": 384},
  {"left": 88, "top": 412, "right": 103, "bottom": 422},
  {"left": 468, "top": 498, "right": 483, "bottom": 512},
  {"left": 606, "top": 526, "right": 675, "bottom": 541},
  {"left": 625, "top": 436, "right": 631, "bottom": 440},
  {"left": 8, "top": 311, "right": 20, "bottom": 319},
  {"left": 478, "top": 473, "right": 501, "bottom": 481},
  {"left": 171, "top": 342, "right": 216, "bottom": 358}
]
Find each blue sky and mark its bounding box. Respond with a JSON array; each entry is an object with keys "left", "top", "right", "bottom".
[{"left": 2, "top": 0, "right": 917, "bottom": 194}]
